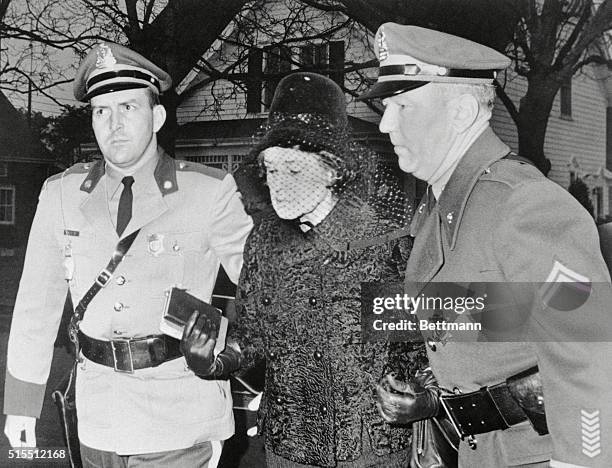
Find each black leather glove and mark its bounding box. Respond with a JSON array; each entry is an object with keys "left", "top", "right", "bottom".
[
  {"left": 376, "top": 367, "right": 440, "bottom": 424},
  {"left": 180, "top": 311, "right": 241, "bottom": 379}
]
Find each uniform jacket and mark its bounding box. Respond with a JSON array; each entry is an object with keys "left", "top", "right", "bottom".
[
  {"left": 406, "top": 127, "right": 612, "bottom": 467},
  {"left": 234, "top": 191, "right": 426, "bottom": 467},
  {"left": 4, "top": 148, "right": 253, "bottom": 454}
]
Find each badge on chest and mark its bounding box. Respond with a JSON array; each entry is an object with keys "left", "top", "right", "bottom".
[{"left": 147, "top": 233, "right": 165, "bottom": 256}]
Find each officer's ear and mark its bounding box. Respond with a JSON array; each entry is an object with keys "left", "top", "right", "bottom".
[
  {"left": 152, "top": 104, "right": 167, "bottom": 133},
  {"left": 449, "top": 93, "right": 478, "bottom": 134}
]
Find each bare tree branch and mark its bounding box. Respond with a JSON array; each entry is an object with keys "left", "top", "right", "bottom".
[
  {"left": 143, "top": 0, "right": 156, "bottom": 25},
  {"left": 495, "top": 80, "right": 520, "bottom": 126},
  {"left": 300, "top": 0, "right": 345, "bottom": 13},
  {"left": 1, "top": 67, "right": 72, "bottom": 109},
  {"left": 0, "top": 0, "right": 11, "bottom": 21},
  {"left": 553, "top": 1, "right": 591, "bottom": 69},
  {"left": 573, "top": 53, "right": 612, "bottom": 71},
  {"left": 125, "top": 0, "right": 141, "bottom": 35},
  {"left": 561, "top": 0, "right": 612, "bottom": 74}
]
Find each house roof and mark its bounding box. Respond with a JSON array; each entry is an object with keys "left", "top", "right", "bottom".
[
  {"left": 176, "top": 20, "right": 237, "bottom": 95},
  {"left": 0, "top": 92, "right": 50, "bottom": 163}
]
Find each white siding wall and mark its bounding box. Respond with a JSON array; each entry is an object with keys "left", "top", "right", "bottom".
[{"left": 491, "top": 70, "right": 607, "bottom": 190}]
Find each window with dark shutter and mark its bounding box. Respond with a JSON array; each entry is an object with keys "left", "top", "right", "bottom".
[
  {"left": 560, "top": 78, "right": 572, "bottom": 119},
  {"left": 263, "top": 45, "right": 292, "bottom": 109},
  {"left": 247, "top": 48, "right": 264, "bottom": 114},
  {"left": 299, "top": 44, "right": 315, "bottom": 68},
  {"left": 248, "top": 40, "right": 346, "bottom": 112},
  {"left": 298, "top": 41, "right": 344, "bottom": 86},
  {"left": 328, "top": 41, "right": 345, "bottom": 87}
]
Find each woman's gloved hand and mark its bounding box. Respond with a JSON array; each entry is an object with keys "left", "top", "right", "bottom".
[
  {"left": 376, "top": 367, "right": 440, "bottom": 424},
  {"left": 180, "top": 311, "right": 241, "bottom": 379}
]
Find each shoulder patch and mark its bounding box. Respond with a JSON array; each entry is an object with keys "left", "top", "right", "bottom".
[
  {"left": 478, "top": 157, "right": 542, "bottom": 188},
  {"left": 175, "top": 160, "right": 227, "bottom": 180}
]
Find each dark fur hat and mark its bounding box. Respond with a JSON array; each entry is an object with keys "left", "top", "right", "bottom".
[
  {"left": 236, "top": 72, "right": 359, "bottom": 214},
  {"left": 259, "top": 72, "right": 349, "bottom": 154}
]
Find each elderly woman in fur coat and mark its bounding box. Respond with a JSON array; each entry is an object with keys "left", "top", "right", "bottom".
[{"left": 227, "top": 73, "right": 425, "bottom": 468}]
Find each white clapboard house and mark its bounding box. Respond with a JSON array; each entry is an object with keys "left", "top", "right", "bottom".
[{"left": 166, "top": 0, "right": 612, "bottom": 218}]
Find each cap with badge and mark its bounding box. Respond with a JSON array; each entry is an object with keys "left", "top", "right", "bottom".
[
  {"left": 359, "top": 23, "right": 511, "bottom": 100},
  {"left": 74, "top": 42, "right": 172, "bottom": 102}
]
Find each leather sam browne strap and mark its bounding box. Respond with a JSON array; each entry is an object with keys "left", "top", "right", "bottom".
[
  {"left": 73, "top": 229, "right": 141, "bottom": 322},
  {"left": 68, "top": 230, "right": 141, "bottom": 366}
]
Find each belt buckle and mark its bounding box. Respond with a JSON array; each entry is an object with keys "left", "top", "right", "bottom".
[
  {"left": 439, "top": 395, "right": 478, "bottom": 449},
  {"left": 439, "top": 395, "right": 466, "bottom": 440},
  {"left": 95, "top": 268, "right": 113, "bottom": 287},
  {"left": 111, "top": 339, "right": 134, "bottom": 373}
]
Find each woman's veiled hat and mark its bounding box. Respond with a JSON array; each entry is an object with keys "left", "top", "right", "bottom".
[{"left": 259, "top": 72, "right": 349, "bottom": 155}]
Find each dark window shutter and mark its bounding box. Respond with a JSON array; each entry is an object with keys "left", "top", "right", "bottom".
[
  {"left": 279, "top": 46, "right": 292, "bottom": 73},
  {"left": 247, "top": 48, "right": 263, "bottom": 113},
  {"left": 264, "top": 45, "right": 292, "bottom": 109},
  {"left": 329, "top": 41, "right": 344, "bottom": 87},
  {"left": 300, "top": 44, "right": 314, "bottom": 67},
  {"left": 560, "top": 78, "right": 572, "bottom": 118}
]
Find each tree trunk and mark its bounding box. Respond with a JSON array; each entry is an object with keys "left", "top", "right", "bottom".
[
  {"left": 516, "top": 75, "right": 561, "bottom": 175},
  {"left": 159, "top": 90, "right": 179, "bottom": 157}
]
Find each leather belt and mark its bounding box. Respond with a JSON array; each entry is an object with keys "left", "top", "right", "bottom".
[
  {"left": 79, "top": 331, "right": 182, "bottom": 373},
  {"left": 439, "top": 367, "right": 548, "bottom": 441}
]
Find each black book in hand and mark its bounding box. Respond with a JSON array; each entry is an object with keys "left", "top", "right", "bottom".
[{"left": 160, "top": 287, "right": 228, "bottom": 356}]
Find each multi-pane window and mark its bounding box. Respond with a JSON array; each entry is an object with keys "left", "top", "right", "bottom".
[
  {"left": 0, "top": 186, "right": 15, "bottom": 225},
  {"left": 0, "top": 162, "right": 7, "bottom": 177},
  {"left": 299, "top": 43, "right": 327, "bottom": 69},
  {"left": 246, "top": 41, "right": 345, "bottom": 113}
]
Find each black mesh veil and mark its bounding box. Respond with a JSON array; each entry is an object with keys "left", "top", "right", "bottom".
[{"left": 233, "top": 72, "right": 412, "bottom": 235}]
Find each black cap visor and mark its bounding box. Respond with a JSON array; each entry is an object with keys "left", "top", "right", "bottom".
[
  {"left": 358, "top": 80, "right": 428, "bottom": 101},
  {"left": 83, "top": 82, "right": 151, "bottom": 102}
]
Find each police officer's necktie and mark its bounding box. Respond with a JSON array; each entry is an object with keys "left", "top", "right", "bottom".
[{"left": 116, "top": 176, "right": 134, "bottom": 236}]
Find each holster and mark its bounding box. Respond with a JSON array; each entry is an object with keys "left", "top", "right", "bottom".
[
  {"left": 51, "top": 361, "right": 82, "bottom": 468},
  {"left": 506, "top": 366, "right": 548, "bottom": 435}
]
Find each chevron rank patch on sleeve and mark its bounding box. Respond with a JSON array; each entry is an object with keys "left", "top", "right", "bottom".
[
  {"left": 540, "top": 260, "right": 591, "bottom": 311},
  {"left": 581, "top": 409, "right": 601, "bottom": 459}
]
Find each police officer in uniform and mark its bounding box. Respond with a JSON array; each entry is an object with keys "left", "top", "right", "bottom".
[
  {"left": 3, "top": 43, "right": 252, "bottom": 467},
  {"left": 361, "top": 24, "right": 612, "bottom": 467}
]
